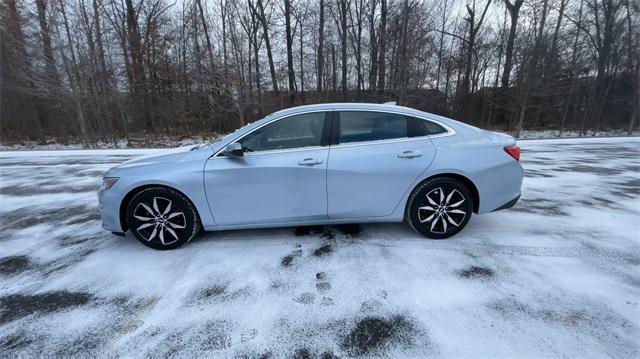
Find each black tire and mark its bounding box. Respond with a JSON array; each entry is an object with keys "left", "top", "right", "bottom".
[
  {"left": 126, "top": 187, "right": 201, "bottom": 250},
  {"left": 407, "top": 178, "right": 473, "bottom": 239}
]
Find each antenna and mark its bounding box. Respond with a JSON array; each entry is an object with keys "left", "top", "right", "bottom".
[{"left": 383, "top": 101, "right": 396, "bottom": 106}]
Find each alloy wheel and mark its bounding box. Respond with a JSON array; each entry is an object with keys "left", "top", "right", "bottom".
[
  {"left": 133, "top": 197, "right": 186, "bottom": 245},
  {"left": 417, "top": 187, "right": 467, "bottom": 234}
]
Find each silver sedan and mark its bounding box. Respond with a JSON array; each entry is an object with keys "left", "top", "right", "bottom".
[{"left": 99, "top": 103, "right": 523, "bottom": 250}]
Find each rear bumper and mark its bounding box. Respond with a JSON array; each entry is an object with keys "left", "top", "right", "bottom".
[
  {"left": 492, "top": 194, "right": 521, "bottom": 212},
  {"left": 475, "top": 160, "right": 523, "bottom": 214}
]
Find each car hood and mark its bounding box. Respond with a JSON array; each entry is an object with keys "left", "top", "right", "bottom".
[
  {"left": 113, "top": 146, "right": 194, "bottom": 169},
  {"left": 107, "top": 145, "right": 218, "bottom": 175}
]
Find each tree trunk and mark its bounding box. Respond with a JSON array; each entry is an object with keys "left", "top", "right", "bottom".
[
  {"left": 124, "top": 0, "right": 150, "bottom": 131},
  {"left": 250, "top": 3, "right": 262, "bottom": 113},
  {"left": 500, "top": 0, "right": 523, "bottom": 88},
  {"left": 92, "top": 0, "right": 108, "bottom": 86},
  {"left": 377, "top": 0, "right": 387, "bottom": 94},
  {"left": 299, "top": 16, "right": 305, "bottom": 102},
  {"left": 339, "top": 0, "right": 348, "bottom": 101},
  {"left": 255, "top": 0, "right": 279, "bottom": 94},
  {"left": 331, "top": 44, "right": 337, "bottom": 94},
  {"left": 515, "top": 0, "right": 547, "bottom": 137},
  {"left": 36, "top": 0, "right": 59, "bottom": 87},
  {"left": 368, "top": 0, "right": 378, "bottom": 92},
  {"left": 59, "top": 0, "right": 93, "bottom": 146},
  {"left": 397, "top": 0, "right": 410, "bottom": 105},
  {"left": 317, "top": 0, "right": 325, "bottom": 93},
  {"left": 284, "top": 0, "right": 296, "bottom": 103}
]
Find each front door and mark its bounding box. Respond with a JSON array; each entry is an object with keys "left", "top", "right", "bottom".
[
  {"left": 327, "top": 111, "right": 437, "bottom": 219},
  {"left": 204, "top": 111, "right": 330, "bottom": 226}
]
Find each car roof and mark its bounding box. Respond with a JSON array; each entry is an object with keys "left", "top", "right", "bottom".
[
  {"left": 270, "top": 102, "right": 417, "bottom": 116},
  {"left": 216, "top": 102, "right": 471, "bottom": 148},
  {"left": 268, "top": 103, "right": 458, "bottom": 125}
]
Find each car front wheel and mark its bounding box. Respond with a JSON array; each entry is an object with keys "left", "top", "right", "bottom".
[
  {"left": 126, "top": 187, "right": 201, "bottom": 250},
  {"left": 407, "top": 178, "right": 473, "bottom": 239}
]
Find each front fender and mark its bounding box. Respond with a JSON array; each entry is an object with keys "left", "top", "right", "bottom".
[{"left": 101, "top": 156, "right": 216, "bottom": 232}]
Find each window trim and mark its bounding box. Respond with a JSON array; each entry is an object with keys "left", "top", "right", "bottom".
[
  {"left": 214, "top": 110, "right": 331, "bottom": 157},
  {"left": 330, "top": 109, "right": 455, "bottom": 148},
  {"left": 212, "top": 108, "right": 455, "bottom": 157}
]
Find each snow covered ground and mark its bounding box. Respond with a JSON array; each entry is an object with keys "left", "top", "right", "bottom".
[{"left": 0, "top": 138, "right": 638, "bottom": 358}]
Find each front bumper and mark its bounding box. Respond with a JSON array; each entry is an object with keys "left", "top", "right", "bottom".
[{"left": 98, "top": 187, "right": 124, "bottom": 233}]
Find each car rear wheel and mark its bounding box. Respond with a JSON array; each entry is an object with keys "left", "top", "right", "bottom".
[
  {"left": 407, "top": 178, "right": 473, "bottom": 239},
  {"left": 126, "top": 187, "right": 201, "bottom": 250}
]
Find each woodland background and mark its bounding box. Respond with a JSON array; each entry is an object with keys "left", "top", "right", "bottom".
[{"left": 1, "top": 0, "right": 638, "bottom": 147}]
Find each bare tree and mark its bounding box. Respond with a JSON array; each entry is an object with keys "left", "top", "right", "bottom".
[
  {"left": 252, "top": 0, "right": 279, "bottom": 94},
  {"left": 1, "top": 0, "right": 638, "bottom": 146},
  {"left": 500, "top": 0, "right": 523, "bottom": 88},
  {"left": 377, "top": 0, "right": 387, "bottom": 93},
  {"left": 284, "top": 0, "right": 296, "bottom": 103},
  {"left": 317, "top": 0, "right": 325, "bottom": 92},
  {"left": 337, "top": 0, "right": 349, "bottom": 101}
]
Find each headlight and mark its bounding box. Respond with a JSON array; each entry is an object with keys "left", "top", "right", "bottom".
[{"left": 102, "top": 177, "right": 119, "bottom": 190}]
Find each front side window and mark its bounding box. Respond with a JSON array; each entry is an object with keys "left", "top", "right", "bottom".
[
  {"left": 338, "top": 111, "right": 407, "bottom": 144},
  {"left": 239, "top": 112, "right": 326, "bottom": 152}
]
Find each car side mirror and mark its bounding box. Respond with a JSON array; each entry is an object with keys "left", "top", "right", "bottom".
[{"left": 221, "top": 143, "right": 244, "bottom": 157}]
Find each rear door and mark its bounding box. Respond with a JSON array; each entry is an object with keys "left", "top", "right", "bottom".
[{"left": 327, "top": 111, "right": 437, "bottom": 219}]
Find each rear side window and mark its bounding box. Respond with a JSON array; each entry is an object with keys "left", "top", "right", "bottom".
[
  {"left": 338, "top": 111, "right": 407, "bottom": 144},
  {"left": 407, "top": 117, "right": 448, "bottom": 137}
]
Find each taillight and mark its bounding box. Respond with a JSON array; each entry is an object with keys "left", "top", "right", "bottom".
[{"left": 504, "top": 146, "right": 520, "bottom": 161}]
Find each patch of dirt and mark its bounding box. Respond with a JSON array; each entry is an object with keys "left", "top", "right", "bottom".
[
  {"left": 556, "top": 165, "right": 624, "bottom": 176},
  {"left": 53, "top": 329, "right": 106, "bottom": 356},
  {"left": 508, "top": 198, "right": 568, "bottom": 216},
  {"left": 0, "top": 331, "right": 33, "bottom": 350},
  {"left": 360, "top": 299, "right": 382, "bottom": 312},
  {"left": 201, "top": 327, "right": 232, "bottom": 351},
  {"left": 321, "top": 297, "right": 334, "bottom": 306},
  {"left": 0, "top": 184, "right": 99, "bottom": 197},
  {"left": 341, "top": 315, "right": 415, "bottom": 356},
  {"left": 609, "top": 190, "right": 636, "bottom": 199},
  {"left": 0, "top": 205, "right": 96, "bottom": 231},
  {"left": 320, "top": 351, "right": 339, "bottom": 359},
  {"left": 282, "top": 254, "right": 295, "bottom": 267},
  {"left": 623, "top": 165, "right": 640, "bottom": 173},
  {"left": 488, "top": 298, "right": 588, "bottom": 327},
  {"left": 292, "top": 347, "right": 313, "bottom": 359},
  {"left": 335, "top": 224, "right": 363, "bottom": 237},
  {"left": 294, "top": 226, "right": 325, "bottom": 236},
  {"left": 41, "top": 248, "right": 96, "bottom": 276},
  {"left": 0, "top": 291, "right": 93, "bottom": 325},
  {"left": 313, "top": 244, "right": 333, "bottom": 257},
  {"left": 197, "top": 285, "right": 252, "bottom": 303},
  {"left": 240, "top": 328, "right": 258, "bottom": 343},
  {"left": 611, "top": 178, "right": 640, "bottom": 194},
  {"left": 322, "top": 230, "right": 336, "bottom": 240},
  {"left": 0, "top": 255, "right": 32, "bottom": 276},
  {"left": 149, "top": 320, "right": 233, "bottom": 356},
  {"left": 294, "top": 292, "right": 316, "bottom": 305},
  {"left": 458, "top": 266, "right": 494, "bottom": 279},
  {"left": 524, "top": 169, "right": 555, "bottom": 178},
  {"left": 198, "top": 285, "right": 227, "bottom": 299},
  {"left": 66, "top": 212, "right": 101, "bottom": 225}
]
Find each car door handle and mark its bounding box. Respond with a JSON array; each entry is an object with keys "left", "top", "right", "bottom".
[
  {"left": 297, "top": 158, "right": 323, "bottom": 166},
  {"left": 397, "top": 150, "right": 423, "bottom": 159}
]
